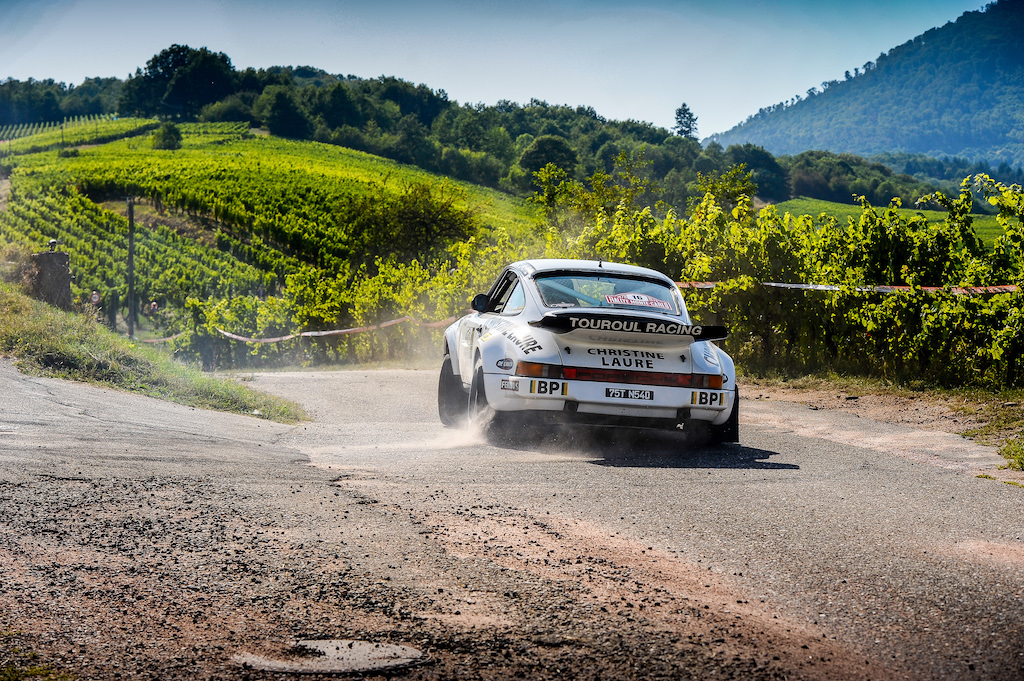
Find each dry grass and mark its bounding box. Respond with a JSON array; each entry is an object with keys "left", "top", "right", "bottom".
[{"left": 0, "top": 281, "right": 304, "bottom": 423}]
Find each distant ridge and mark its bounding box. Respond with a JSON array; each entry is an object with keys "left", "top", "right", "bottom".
[{"left": 707, "top": 0, "right": 1024, "bottom": 168}]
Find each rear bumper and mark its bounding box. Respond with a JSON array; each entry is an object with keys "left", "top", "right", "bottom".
[{"left": 485, "top": 373, "right": 732, "bottom": 426}]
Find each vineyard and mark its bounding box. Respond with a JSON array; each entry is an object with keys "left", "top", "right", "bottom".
[
  {"left": 0, "top": 114, "right": 120, "bottom": 141},
  {"left": 0, "top": 121, "right": 543, "bottom": 366},
  {"left": 1, "top": 119, "right": 1023, "bottom": 392},
  {"left": 0, "top": 115, "right": 158, "bottom": 155},
  {"left": 775, "top": 197, "right": 1005, "bottom": 244}
]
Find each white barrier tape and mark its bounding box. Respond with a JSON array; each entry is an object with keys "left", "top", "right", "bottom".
[
  {"left": 679, "top": 282, "right": 1019, "bottom": 296},
  {"left": 213, "top": 278, "right": 1020, "bottom": 346},
  {"left": 760, "top": 282, "right": 1019, "bottom": 295},
  {"left": 215, "top": 315, "right": 458, "bottom": 344}
]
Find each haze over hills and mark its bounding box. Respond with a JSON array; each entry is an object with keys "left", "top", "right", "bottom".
[{"left": 707, "top": 0, "right": 1024, "bottom": 169}]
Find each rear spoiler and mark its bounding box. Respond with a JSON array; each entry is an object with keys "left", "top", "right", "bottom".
[{"left": 531, "top": 312, "right": 728, "bottom": 342}]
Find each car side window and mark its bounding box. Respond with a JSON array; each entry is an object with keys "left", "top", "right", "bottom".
[
  {"left": 490, "top": 274, "right": 520, "bottom": 314},
  {"left": 500, "top": 281, "right": 525, "bottom": 316}
]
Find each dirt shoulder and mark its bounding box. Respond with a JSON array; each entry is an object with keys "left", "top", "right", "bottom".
[{"left": 742, "top": 375, "right": 1023, "bottom": 476}]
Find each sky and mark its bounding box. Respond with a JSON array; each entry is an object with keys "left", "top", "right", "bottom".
[{"left": 0, "top": 0, "right": 988, "bottom": 136}]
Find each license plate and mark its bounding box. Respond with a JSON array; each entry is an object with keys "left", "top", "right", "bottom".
[
  {"left": 691, "top": 390, "right": 725, "bottom": 406},
  {"left": 605, "top": 388, "right": 654, "bottom": 400}
]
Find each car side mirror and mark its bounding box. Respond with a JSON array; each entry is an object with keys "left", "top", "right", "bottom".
[{"left": 471, "top": 293, "right": 490, "bottom": 313}]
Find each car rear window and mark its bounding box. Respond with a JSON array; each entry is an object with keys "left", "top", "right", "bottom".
[{"left": 535, "top": 273, "right": 681, "bottom": 315}]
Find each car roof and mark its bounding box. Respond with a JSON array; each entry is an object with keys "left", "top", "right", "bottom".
[{"left": 510, "top": 259, "right": 675, "bottom": 283}]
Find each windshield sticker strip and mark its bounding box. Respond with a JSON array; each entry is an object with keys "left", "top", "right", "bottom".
[{"left": 605, "top": 293, "right": 672, "bottom": 310}]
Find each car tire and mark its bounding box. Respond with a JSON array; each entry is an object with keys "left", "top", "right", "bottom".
[
  {"left": 468, "top": 363, "right": 510, "bottom": 438},
  {"left": 468, "top": 364, "right": 491, "bottom": 426},
  {"left": 709, "top": 385, "right": 739, "bottom": 444},
  {"left": 437, "top": 354, "right": 467, "bottom": 427}
]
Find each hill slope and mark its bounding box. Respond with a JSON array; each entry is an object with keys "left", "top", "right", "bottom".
[{"left": 708, "top": 0, "right": 1024, "bottom": 168}]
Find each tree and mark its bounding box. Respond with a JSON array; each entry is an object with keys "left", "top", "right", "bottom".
[
  {"left": 163, "top": 48, "right": 236, "bottom": 118},
  {"left": 151, "top": 122, "right": 182, "bottom": 150},
  {"left": 306, "top": 82, "right": 363, "bottom": 129},
  {"left": 518, "top": 135, "right": 578, "bottom": 174},
  {"left": 674, "top": 103, "right": 698, "bottom": 139},
  {"left": 119, "top": 44, "right": 235, "bottom": 119},
  {"left": 119, "top": 44, "right": 197, "bottom": 117},
  {"left": 199, "top": 94, "right": 254, "bottom": 123},
  {"left": 254, "top": 86, "right": 311, "bottom": 138},
  {"left": 726, "top": 143, "right": 789, "bottom": 201},
  {"left": 696, "top": 164, "right": 757, "bottom": 211}
]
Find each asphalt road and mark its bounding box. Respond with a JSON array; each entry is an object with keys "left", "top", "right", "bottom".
[{"left": 1, "top": 362, "right": 1022, "bottom": 680}]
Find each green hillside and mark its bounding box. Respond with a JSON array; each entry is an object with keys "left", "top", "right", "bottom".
[
  {"left": 3, "top": 100, "right": 1024, "bottom": 393},
  {"left": 775, "top": 197, "right": 1004, "bottom": 244},
  {"left": 0, "top": 120, "right": 545, "bottom": 367},
  {"left": 708, "top": 0, "right": 1024, "bottom": 169},
  {"left": 9, "top": 42, "right": 1013, "bottom": 214}
]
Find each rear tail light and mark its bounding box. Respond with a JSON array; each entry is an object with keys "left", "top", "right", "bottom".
[
  {"left": 515, "top": 362, "right": 723, "bottom": 389},
  {"left": 515, "top": 361, "right": 563, "bottom": 378}
]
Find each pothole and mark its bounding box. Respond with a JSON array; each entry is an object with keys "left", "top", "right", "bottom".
[{"left": 233, "top": 639, "right": 427, "bottom": 674}]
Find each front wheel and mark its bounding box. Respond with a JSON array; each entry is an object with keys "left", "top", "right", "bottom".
[
  {"left": 709, "top": 385, "right": 739, "bottom": 444},
  {"left": 438, "top": 354, "right": 467, "bottom": 427}
]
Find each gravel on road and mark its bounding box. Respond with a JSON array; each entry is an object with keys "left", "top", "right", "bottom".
[{"left": 2, "top": 362, "right": 1022, "bottom": 680}]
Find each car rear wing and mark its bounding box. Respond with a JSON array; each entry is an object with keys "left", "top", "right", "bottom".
[{"left": 531, "top": 311, "right": 728, "bottom": 343}]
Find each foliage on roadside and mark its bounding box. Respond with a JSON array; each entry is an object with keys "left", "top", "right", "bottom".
[
  {"left": 531, "top": 158, "right": 1024, "bottom": 389},
  {"left": 0, "top": 282, "right": 304, "bottom": 422},
  {"left": 1000, "top": 439, "right": 1024, "bottom": 471}
]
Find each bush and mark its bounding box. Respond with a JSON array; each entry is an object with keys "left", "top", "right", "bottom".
[{"left": 151, "top": 122, "right": 182, "bottom": 150}]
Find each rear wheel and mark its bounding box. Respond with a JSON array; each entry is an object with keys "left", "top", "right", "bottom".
[
  {"left": 468, "top": 364, "right": 491, "bottom": 426},
  {"left": 437, "top": 354, "right": 467, "bottom": 427},
  {"left": 709, "top": 385, "right": 739, "bottom": 444},
  {"left": 468, "top": 363, "right": 511, "bottom": 438}
]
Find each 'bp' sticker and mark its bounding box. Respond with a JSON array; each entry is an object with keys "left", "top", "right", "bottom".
[
  {"left": 691, "top": 390, "right": 725, "bottom": 407},
  {"left": 529, "top": 380, "right": 568, "bottom": 396}
]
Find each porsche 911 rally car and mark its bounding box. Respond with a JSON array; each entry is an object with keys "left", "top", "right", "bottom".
[{"left": 437, "top": 259, "right": 738, "bottom": 443}]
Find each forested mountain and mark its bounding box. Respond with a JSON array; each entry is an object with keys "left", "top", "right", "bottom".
[{"left": 708, "top": 0, "right": 1024, "bottom": 168}]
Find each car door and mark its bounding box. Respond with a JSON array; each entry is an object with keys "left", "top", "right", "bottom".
[{"left": 458, "top": 270, "right": 520, "bottom": 380}]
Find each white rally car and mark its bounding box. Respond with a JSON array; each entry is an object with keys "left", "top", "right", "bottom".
[{"left": 437, "top": 259, "right": 739, "bottom": 443}]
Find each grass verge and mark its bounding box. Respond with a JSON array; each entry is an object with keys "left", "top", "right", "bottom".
[
  {"left": 998, "top": 438, "right": 1024, "bottom": 471},
  {"left": 0, "top": 282, "right": 304, "bottom": 423}
]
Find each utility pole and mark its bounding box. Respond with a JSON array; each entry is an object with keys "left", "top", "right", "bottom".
[{"left": 126, "top": 197, "right": 136, "bottom": 338}]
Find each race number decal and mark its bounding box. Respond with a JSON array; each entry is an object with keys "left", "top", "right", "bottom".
[
  {"left": 690, "top": 390, "right": 725, "bottom": 407},
  {"left": 605, "top": 293, "right": 672, "bottom": 310}
]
